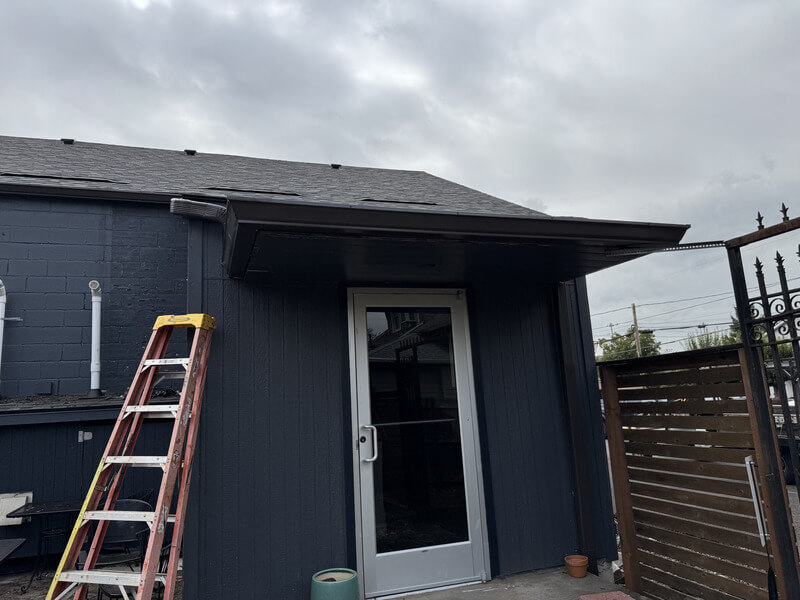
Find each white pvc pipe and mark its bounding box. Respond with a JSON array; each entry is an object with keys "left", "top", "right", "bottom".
[
  {"left": 0, "top": 279, "right": 5, "bottom": 396},
  {"left": 89, "top": 280, "right": 102, "bottom": 397}
]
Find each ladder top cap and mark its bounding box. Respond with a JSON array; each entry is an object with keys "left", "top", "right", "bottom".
[{"left": 153, "top": 313, "right": 216, "bottom": 330}]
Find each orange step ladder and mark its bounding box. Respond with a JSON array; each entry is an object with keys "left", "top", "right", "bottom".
[{"left": 47, "top": 314, "right": 215, "bottom": 600}]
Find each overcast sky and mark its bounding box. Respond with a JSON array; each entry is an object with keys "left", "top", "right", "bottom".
[{"left": 2, "top": 0, "right": 799, "bottom": 351}]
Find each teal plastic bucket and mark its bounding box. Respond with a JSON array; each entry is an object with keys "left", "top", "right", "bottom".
[{"left": 310, "top": 568, "right": 358, "bottom": 600}]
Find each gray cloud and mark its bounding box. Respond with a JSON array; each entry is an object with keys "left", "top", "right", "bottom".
[{"left": 2, "top": 0, "right": 800, "bottom": 350}]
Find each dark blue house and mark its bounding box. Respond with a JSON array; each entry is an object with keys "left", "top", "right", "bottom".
[{"left": 0, "top": 136, "right": 688, "bottom": 599}]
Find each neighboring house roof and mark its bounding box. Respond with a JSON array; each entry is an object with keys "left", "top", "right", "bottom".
[{"left": 0, "top": 135, "right": 543, "bottom": 218}]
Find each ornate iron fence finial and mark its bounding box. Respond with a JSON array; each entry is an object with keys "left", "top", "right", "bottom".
[
  {"left": 776, "top": 251, "right": 785, "bottom": 269},
  {"left": 755, "top": 257, "right": 764, "bottom": 274},
  {"left": 757, "top": 211, "right": 765, "bottom": 230},
  {"left": 781, "top": 203, "right": 790, "bottom": 222}
]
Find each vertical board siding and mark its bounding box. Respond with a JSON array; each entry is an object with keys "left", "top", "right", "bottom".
[
  {"left": 183, "top": 225, "right": 614, "bottom": 599},
  {"left": 469, "top": 281, "right": 580, "bottom": 575},
  {"left": 184, "top": 227, "right": 351, "bottom": 600},
  {"left": 0, "top": 419, "right": 172, "bottom": 559},
  {"left": 565, "top": 277, "right": 618, "bottom": 561}
]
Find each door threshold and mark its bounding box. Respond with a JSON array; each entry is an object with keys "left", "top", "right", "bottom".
[{"left": 376, "top": 579, "right": 483, "bottom": 599}]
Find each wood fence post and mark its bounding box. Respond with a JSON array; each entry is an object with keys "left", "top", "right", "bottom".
[
  {"left": 740, "top": 348, "right": 800, "bottom": 599},
  {"left": 600, "top": 365, "right": 641, "bottom": 592}
]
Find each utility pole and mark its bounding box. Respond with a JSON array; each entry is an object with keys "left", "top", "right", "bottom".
[{"left": 632, "top": 303, "right": 642, "bottom": 357}]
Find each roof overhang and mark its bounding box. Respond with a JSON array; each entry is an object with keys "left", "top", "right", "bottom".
[
  {"left": 223, "top": 196, "right": 689, "bottom": 283},
  {"left": 0, "top": 181, "right": 689, "bottom": 282}
]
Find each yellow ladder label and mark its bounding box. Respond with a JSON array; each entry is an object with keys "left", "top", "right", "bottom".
[{"left": 153, "top": 313, "right": 216, "bottom": 330}]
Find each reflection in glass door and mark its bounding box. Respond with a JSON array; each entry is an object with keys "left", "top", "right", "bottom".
[{"left": 351, "top": 291, "right": 487, "bottom": 598}]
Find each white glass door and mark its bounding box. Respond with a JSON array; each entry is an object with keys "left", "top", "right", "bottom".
[{"left": 350, "top": 290, "right": 488, "bottom": 598}]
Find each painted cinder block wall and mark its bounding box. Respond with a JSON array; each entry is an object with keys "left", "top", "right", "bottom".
[
  {"left": 0, "top": 194, "right": 187, "bottom": 397},
  {"left": 0, "top": 194, "right": 186, "bottom": 559}
]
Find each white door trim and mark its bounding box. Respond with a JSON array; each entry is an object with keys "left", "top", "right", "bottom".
[{"left": 346, "top": 288, "right": 491, "bottom": 599}]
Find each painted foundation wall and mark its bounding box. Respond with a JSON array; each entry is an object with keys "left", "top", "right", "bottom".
[
  {"left": 183, "top": 224, "right": 616, "bottom": 600},
  {"left": 0, "top": 417, "right": 173, "bottom": 559}
]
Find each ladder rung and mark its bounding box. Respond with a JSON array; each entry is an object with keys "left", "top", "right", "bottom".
[
  {"left": 59, "top": 570, "right": 166, "bottom": 586},
  {"left": 105, "top": 456, "right": 168, "bottom": 468},
  {"left": 83, "top": 510, "right": 177, "bottom": 524},
  {"left": 84, "top": 510, "right": 155, "bottom": 522},
  {"left": 124, "top": 405, "right": 180, "bottom": 419},
  {"left": 144, "top": 358, "right": 189, "bottom": 367}
]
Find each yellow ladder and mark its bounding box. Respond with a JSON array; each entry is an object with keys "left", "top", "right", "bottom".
[{"left": 47, "top": 314, "right": 215, "bottom": 600}]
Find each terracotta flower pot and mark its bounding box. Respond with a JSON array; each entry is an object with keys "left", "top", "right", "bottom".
[{"left": 565, "top": 554, "right": 589, "bottom": 578}]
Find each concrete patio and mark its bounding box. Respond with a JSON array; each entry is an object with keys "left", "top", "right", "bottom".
[
  {"left": 0, "top": 567, "right": 637, "bottom": 600},
  {"left": 0, "top": 570, "right": 183, "bottom": 600},
  {"left": 392, "top": 569, "right": 640, "bottom": 600}
]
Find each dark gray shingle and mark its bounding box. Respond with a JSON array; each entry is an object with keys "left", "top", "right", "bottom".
[{"left": 0, "top": 136, "right": 544, "bottom": 217}]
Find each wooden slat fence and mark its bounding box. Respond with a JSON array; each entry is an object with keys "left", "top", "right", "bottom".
[{"left": 600, "top": 348, "right": 784, "bottom": 600}]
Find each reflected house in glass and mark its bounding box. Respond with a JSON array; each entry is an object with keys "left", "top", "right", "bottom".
[
  {"left": 366, "top": 308, "right": 467, "bottom": 554},
  {"left": 0, "top": 136, "right": 689, "bottom": 599}
]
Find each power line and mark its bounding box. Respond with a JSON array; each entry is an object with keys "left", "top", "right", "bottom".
[
  {"left": 635, "top": 297, "right": 734, "bottom": 320},
  {"left": 589, "top": 275, "right": 800, "bottom": 320},
  {"left": 592, "top": 312, "right": 738, "bottom": 332},
  {"left": 591, "top": 306, "right": 630, "bottom": 317},
  {"left": 593, "top": 309, "right": 739, "bottom": 332},
  {"left": 591, "top": 303, "right": 738, "bottom": 332},
  {"left": 641, "top": 315, "right": 736, "bottom": 326},
  {"left": 592, "top": 294, "right": 735, "bottom": 326},
  {"left": 636, "top": 290, "right": 736, "bottom": 307},
  {"left": 649, "top": 321, "right": 732, "bottom": 331},
  {"left": 597, "top": 321, "right": 734, "bottom": 336},
  {"left": 593, "top": 321, "right": 733, "bottom": 346},
  {"left": 659, "top": 328, "right": 732, "bottom": 346}
]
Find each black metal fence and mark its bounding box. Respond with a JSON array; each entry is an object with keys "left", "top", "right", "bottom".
[{"left": 727, "top": 206, "right": 800, "bottom": 597}]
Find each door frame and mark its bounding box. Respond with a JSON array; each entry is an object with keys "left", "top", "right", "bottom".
[{"left": 346, "top": 287, "right": 491, "bottom": 599}]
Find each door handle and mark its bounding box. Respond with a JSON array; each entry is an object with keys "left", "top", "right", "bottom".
[{"left": 362, "top": 425, "right": 379, "bottom": 462}]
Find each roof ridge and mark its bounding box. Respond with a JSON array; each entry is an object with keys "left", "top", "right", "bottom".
[{"left": 0, "top": 134, "right": 430, "bottom": 175}]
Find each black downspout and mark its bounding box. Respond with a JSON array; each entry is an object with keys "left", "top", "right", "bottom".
[
  {"left": 179, "top": 214, "right": 208, "bottom": 600},
  {"left": 556, "top": 280, "right": 598, "bottom": 574}
]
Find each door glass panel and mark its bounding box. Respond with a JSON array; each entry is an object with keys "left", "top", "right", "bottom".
[{"left": 366, "top": 307, "right": 469, "bottom": 553}]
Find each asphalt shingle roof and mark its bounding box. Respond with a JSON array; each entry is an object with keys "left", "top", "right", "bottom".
[{"left": 0, "top": 136, "right": 545, "bottom": 218}]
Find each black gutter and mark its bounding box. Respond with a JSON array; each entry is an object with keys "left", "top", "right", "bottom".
[
  {"left": 225, "top": 196, "right": 690, "bottom": 277},
  {"left": 227, "top": 195, "right": 689, "bottom": 243}
]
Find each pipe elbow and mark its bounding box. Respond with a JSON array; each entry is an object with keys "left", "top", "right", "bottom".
[
  {"left": 89, "top": 280, "right": 101, "bottom": 298},
  {"left": 170, "top": 197, "right": 227, "bottom": 223}
]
